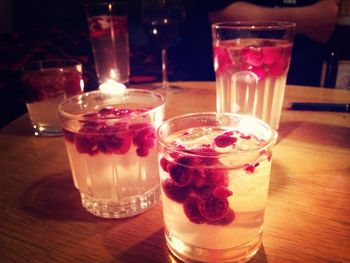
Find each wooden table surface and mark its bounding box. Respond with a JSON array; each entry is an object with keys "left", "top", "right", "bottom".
[{"left": 1, "top": 82, "right": 349, "bottom": 263}]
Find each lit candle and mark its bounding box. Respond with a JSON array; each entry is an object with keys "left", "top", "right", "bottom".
[{"left": 99, "top": 79, "right": 126, "bottom": 94}]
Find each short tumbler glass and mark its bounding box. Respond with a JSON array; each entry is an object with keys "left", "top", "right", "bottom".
[
  {"left": 212, "top": 21, "right": 296, "bottom": 130},
  {"left": 21, "top": 59, "right": 83, "bottom": 136},
  {"left": 157, "top": 112, "right": 275, "bottom": 262},
  {"left": 59, "top": 89, "right": 165, "bottom": 218}
]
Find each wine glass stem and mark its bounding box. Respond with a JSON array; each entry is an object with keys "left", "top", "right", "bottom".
[{"left": 161, "top": 48, "right": 169, "bottom": 88}]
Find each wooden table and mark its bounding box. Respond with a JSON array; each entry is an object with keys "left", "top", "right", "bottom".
[{"left": 1, "top": 82, "right": 349, "bottom": 262}]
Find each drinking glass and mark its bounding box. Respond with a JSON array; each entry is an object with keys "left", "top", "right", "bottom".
[
  {"left": 58, "top": 89, "right": 165, "bottom": 218},
  {"left": 141, "top": 0, "right": 185, "bottom": 90},
  {"left": 85, "top": 1, "right": 130, "bottom": 84},
  {"left": 21, "top": 59, "right": 83, "bottom": 137},
  {"left": 212, "top": 21, "right": 296, "bottom": 130},
  {"left": 157, "top": 112, "right": 275, "bottom": 262}
]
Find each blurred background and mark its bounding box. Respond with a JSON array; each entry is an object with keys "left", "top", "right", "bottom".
[{"left": 0, "top": 0, "right": 349, "bottom": 127}]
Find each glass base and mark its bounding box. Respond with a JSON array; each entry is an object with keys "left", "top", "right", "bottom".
[
  {"left": 80, "top": 186, "right": 160, "bottom": 218},
  {"left": 165, "top": 227, "right": 263, "bottom": 263},
  {"left": 32, "top": 124, "right": 62, "bottom": 137}
]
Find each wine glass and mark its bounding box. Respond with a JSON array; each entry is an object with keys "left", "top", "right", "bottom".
[{"left": 141, "top": 0, "right": 185, "bottom": 90}]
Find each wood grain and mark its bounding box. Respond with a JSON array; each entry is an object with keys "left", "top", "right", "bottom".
[{"left": 0, "top": 82, "right": 349, "bottom": 263}]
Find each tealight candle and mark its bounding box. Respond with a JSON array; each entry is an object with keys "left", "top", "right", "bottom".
[{"left": 99, "top": 79, "right": 126, "bottom": 94}]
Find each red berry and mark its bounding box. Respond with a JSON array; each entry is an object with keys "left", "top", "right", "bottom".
[
  {"left": 136, "top": 147, "right": 149, "bottom": 157},
  {"left": 244, "top": 162, "right": 259, "bottom": 173},
  {"left": 250, "top": 66, "right": 266, "bottom": 80},
  {"left": 214, "top": 133, "right": 237, "bottom": 148},
  {"left": 240, "top": 134, "right": 251, "bottom": 140},
  {"left": 160, "top": 157, "right": 171, "bottom": 172},
  {"left": 198, "top": 169, "right": 229, "bottom": 188},
  {"left": 241, "top": 47, "right": 263, "bottom": 67},
  {"left": 63, "top": 128, "right": 75, "bottom": 143},
  {"left": 212, "top": 186, "right": 233, "bottom": 199},
  {"left": 268, "top": 55, "right": 287, "bottom": 77},
  {"left": 262, "top": 46, "right": 282, "bottom": 65},
  {"left": 214, "top": 46, "right": 233, "bottom": 72},
  {"left": 183, "top": 196, "right": 206, "bottom": 224},
  {"left": 168, "top": 163, "right": 193, "bottom": 187},
  {"left": 197, "top": 194, "right": 229, "bottom": 221},
  {"left": 162, "top": 179, "right": 189, "bottom": 203},
  {"left": 75, "top": 133, "right": 96, "bottom": 154},
  {"left": 132, "top": 126, "right": 156, "bottom": 149},
  {"left": 177, "top": 156, "right": 200, "bottom": 166},
  {"left": 208, "top": 208, "right": 235, "bottom": 225}
]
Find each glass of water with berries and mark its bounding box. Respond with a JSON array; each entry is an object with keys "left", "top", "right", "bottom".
[
  {"left": 157, "top": 112, "right": 275, "bottom": 262},
  {"left": 212, "top": 21, "right": 296, "bottom": 131},
  {"left": 58, "top": 89, "right": 165, "bottom": 218}
]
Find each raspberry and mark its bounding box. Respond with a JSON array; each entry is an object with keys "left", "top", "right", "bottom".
[
  {"left": 212, "top": 186, "right": 233, "bottom": 199},
  {"left": 183, "top": 196, "right": 206, "bottom": 224},
  {"left": 240, "top": 134, "right": 252, "bottom": 140},
  {"left": 74, "top": 126, "right": 100, "bottom": 154},
  {"left": 197, "top": 194, "right": 229, "bottom": 221},
  {"left": 162, "top": 179, "right": 189, "bottom": 203},
  {"left": 250, "top": 66, "right": 266, "bottom": 80},
  {"left": 177, "top": 156, "right": 200, "bottom": 166},
  {"left": 214, "top": 133, "right": 237, "bottom": 148},
  {"left": 262, "top": 46, "right": 282, "bottom": 65},
  {"left": 136, "top": 147, "right": 149, "bottom": 157},
  {"left": 241, "top": 47, "right": 263, "bottom": 67},
  {"left": 244, "top": 162, "right": 259, "bottom": 173},
  {"left": 160, "top": 157, "right": 171, "bottom": 172},
  {"left": 132, "top": 126, "right": 156, "bottom": 148},
  {"left": 268, "top": 55, "right": 287, "bottom": 77},
  {"left": 203, "top": 168, "right": 229, "bottom": 187},
  {"left": 75, "top": 133, "right": 96, "bottom": 154},
  {"left": 99, "top": 135, "right": 131, "bottom": 155},
  {"left": 208, "top": 208, "right": 235, "bottom": 225},
  {"left": 63, "top": 128, "right": 75, "bottom": 143},
  {"left": 168, "top": 163, "right": 193, "bottom": 187}
]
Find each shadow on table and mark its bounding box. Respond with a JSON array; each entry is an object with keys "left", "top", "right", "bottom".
[
  {"left": 20, "top": 172, "right": 107, "bottom": 222},
  {"left": 269, "top": 161, "right": 290, "bottom": 196},
  {"left": 106, "top": 229, "right": 170, "bottom": 263}
]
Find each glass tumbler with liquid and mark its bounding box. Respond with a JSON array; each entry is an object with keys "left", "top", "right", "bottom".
[
  {"left": 59, "top": 89, "right": 165, "bottom": 218},
  {"left": 157, "top": 112, "right": 276, "bottom": 262},
  {"left": 212, "top": 21, "right": 296, "bottom": 130}
]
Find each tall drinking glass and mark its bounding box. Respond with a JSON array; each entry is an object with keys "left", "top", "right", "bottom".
[
  {"left": 59, "top": 89, "right": 165, "bottom": 218},
  {"left": 141, "top": 0, "right": 185, "bottom": 90},
  {"left": 212, "top": 21, "right": 296, "bottom": 130},
  {"left": 157, "top": 112, "right": 276, "bottom": 262},
  {"left": 86, "top": 1, "right": 130, "bottom": 84}
]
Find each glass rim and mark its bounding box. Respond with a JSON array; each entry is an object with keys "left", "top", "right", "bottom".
[
  {"left": 212, "top": 21, "right": 296, "bottom": 30},
  {"left": 21, "top": 59, "right": 82, "bottom": 72},
  {"left": 58, "top": 89, "right": 165, "bottom": 121},
  {"left": 157, "top": 112, "right": 276, "bottom": 158}
]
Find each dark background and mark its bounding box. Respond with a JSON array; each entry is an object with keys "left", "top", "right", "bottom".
[{"left": 0, "top": 0, "right": 331, "bottom": 127}]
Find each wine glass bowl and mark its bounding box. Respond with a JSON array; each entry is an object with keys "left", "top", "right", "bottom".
[{"left": 141, "top": 0, "right": 185, "bottom": 90}]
